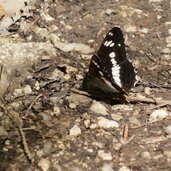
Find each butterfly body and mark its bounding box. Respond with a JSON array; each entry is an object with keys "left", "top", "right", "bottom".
[{"left": 83, "top": 26, "right": 136, "bottom": 95}]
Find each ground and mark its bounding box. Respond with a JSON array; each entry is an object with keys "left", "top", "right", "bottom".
[{"left": 0, "top": 0, "right": 171, "bottom": 171}]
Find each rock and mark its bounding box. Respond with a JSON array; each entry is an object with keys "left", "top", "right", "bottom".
[
  {"left": 111, "top": 113, "right": 123, "bottom": 121},
  {"left": 149, "top": 109, "right": 169, "bottom": 121},
  {"left": 124, "top": 24, "right": 137, "bottom": 33},
  {"left": 90, "top": 123, "right": 98, "bottom": 129},
  {"left": 84, "top": 119, "right": 91, "bottom": 128},
  {"left": 90, "top": 101, "right": 108, "bottom": 115},
  {"left": 163, "top": 150, "right": 171, "bottom": 158},
  {"left": 23, "top": 85, "right": 32, "bottom": 95},
  {"left": 38, "top": 158, "right": 50, "bottom": 171},
  {"left": 0, "top": 126, "right": 8, "bottom": 136},
  {"left": 166, "top": 36, "right": 171, "bottom": 47},
  {"left": 165, "top": 125, "right": 171, "bottom": 136},
  {"left": 97, "top": 117, "right": 119, "bottom": 129},
  {"left": 50, "top": 33, "right": 94, "bottom": 54},
  {"left": 43, "top": 140, "right": 53, "bottom": 154},
  {"left": 162, "top": 48, "right": 170, "bottom": 54},
  {"left": 53, "top": 106, "right": 60, "bottom": 116},
  {"left": 144, "top": 87, "right": 151, "bottom": 95},
  {"left": 38, "top": 111, "right": 52, "bottom": 121},
  {"left": 111, "top": 104, "right": 133, "bottom": 111},
  {"left": 68, "top": 93, "right": 91, "bottom": 107},
  {"left": 141, "top": 151, "right": 151, "bottom": 160},
  {"left": 69, "top": 125, "right": 81, "bottom": 137},
  {"left": 105, "top": 9, "right": 116, "bottom": 15},
  {"left": 118, "top": 166, "right": 131, "bottom": 171},
  {"left": 139, "top": 28, "right": 149, "bottom": 34},
  {"left": 98, "top": 150, "right": 112, "bottom": 160},
  {"left": 129, "top": 117, "right": 141, "bottom": 126},
  {"left": 101, "top": 163, "right": 113, "bottom": 171}
]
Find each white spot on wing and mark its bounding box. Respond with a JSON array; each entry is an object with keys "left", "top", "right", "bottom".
[
  {"left": 108, "top": 32, "right": 113, "bottom": 36},
  {"left": 109, "top": 52, "right": 116, "bottom": 58},
  {"left": 111, "top": 65, "right": 121, "bottom": 87},
  {"left": 118, "top": 43, "right": 121, "bottom": 47},
  {"left": 110, "top": 43, "right": 115, "bottom": 47},
  {"left": 106, "top": 40, "right": 112, "bottom": 47},
  {"left": 104, "top": 41, "right": 108, "bottom": 46}
]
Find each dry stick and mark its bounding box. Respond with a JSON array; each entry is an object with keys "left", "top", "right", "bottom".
[
  {"left": 25, "top": 94, "right": 42, "bottom": 118},
  {"left": 0, "top": 97, "right": 34, "bottom": 163},
  {"left": 70, "top": 88, "right": 171, "bottom": 106}
]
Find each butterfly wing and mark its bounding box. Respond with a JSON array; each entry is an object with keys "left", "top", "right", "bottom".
[{"left": 96, "top": 26, "right": 136, "bottom": 93}]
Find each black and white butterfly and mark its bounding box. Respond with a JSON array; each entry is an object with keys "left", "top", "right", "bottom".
[{"left": 83, "top": 26, "right": 136, "bottom": 95}]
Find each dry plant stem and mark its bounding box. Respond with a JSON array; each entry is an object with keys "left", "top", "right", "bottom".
[
  {"left": 25, "top": 94, "right": 42, "bottom": 117},
  {"left": 70, "top": 88, "right": 171, "bottom": 106},
  {"left": 0, "top": 95, "right": 34, "bottom": 164},
  {"left": 123, "top": 124, "right": 129, "bottom": 141}
]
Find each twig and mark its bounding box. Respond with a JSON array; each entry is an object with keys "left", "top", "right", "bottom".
[
  {"left": 25, "top": 94, "right": 42, "bottom": 117},
  {"left": 0, "top": 95, "right": 34, "bottom": 164},
  {"left": 70, "top": 88, "right": 171, "bottom": 106},
  {"left": 122, "top": 124, "right": 129, "bottom": 141},
  {"left": 131, "top": 119, "right": 160, "bottom": 129}
]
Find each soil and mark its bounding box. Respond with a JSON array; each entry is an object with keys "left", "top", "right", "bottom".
[{"left": 0, "top": 0, "right": 171, "bottom": 171}]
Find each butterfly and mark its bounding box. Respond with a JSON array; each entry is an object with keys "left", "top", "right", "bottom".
[{"left": 83, "top": 26, "right": 136, "bottom": 95}]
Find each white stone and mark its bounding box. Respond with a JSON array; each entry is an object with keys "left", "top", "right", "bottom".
[
  {"left": 50, "top": 33, "right": 94, "bottom": 54},
  {"left": 118, "top": 166, "right": 131, "bottom": 171},
  {"left": 98, "top": 150, "right": 112, "bottom": 160},
  {"left": 141, "top": 151, "right": 151, "bottom": 160},
  {"left": 53, "top": 106, "right": 60, "bottom": 116},
  {"left": 162, "top": 48, "right": 171, "bottom": 54},
  {"left": 101, "top": 163, "right": 113, "bottom": 171},
  {"left": 97, "top": 117, "right": 119, "bottom": 129},
  {"left": 106, "top": 9, "right": 115, "bottom": 15},
  {"left": 166, "top": 36, "right": 171, "bottom": 47},
  {"left": 124, "top": 25, "right": 137, "bottom": 33},
  {"left": 69, "top": 125, "right": 81, "bottom": 136},
  {"left": 90, "top": 101, "right": 108, "bottom": 115},
  {"left": 111, "top": 104, "right": 133, "bottom": 111},
  {"left": 23, "top": 85, "right": 32, "bottom": 94},
  {"left": 165, "top": 125, "right": 171, "bottom": 136},
  {"left": 149, "top": 0, "right": 163, "bottom": 2},
  {"left": 139, "top": 28, "right": 148, "bottom": 34},
  {"left": 38, "top": 158, "right": 50, "bottom": 171},
  {"left": 149, "top": 109, "right": 169, "bottom": 121}
]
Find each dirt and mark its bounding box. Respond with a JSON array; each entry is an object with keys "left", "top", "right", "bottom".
[{"left": 0, "top": 0, "right": 171, "bottom": 171}]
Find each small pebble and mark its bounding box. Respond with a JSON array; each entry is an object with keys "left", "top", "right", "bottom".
[
  {"left": 90, "top": 101, "right": 108, "bottom": 115},
  {"left": 84, "top": 119, "right": 90, "bottom": 128},
  {"left": 111, "top": 104, "right": 133, "bottom": 111},
  {"left": 97, "top": 117, "right": 119, "bottom": 129},
  {"left": 111, "top": 113, "right": 123, "bottom": 121},
  {"left": 163, "top": 150, "right": 171, "bottom": 158},
  {"left": 69, "top": 125, "right": 81, "bottom": 136},
  {"left": 23, "top": 85, "right": 32, "bottom": 94},
  {"left": 144, "top": 87, "right": 151, "bottom": 95},
  {"left": 0, "top": 126, "right": 8, "bottom": 136},
  {"left": 118, "top": 166, "right": 131, "bottom": 171},
  {"left": 98, "top": 150, "right": 112, "bottom": 160},
  {"left": 165, "top": 125, "right": 171, "bottom": 136},
  {"left": 53, "top": 106, "right": 60, "bottom": 116},
  {"left": 105, "top": 8, "right": 115, "bottom": 15},
  {"left": 38, "top": 158, "right": 50, "bottom": 171},
  {"left": 90, "top": 123, "right": 98, "bottom": 129},
  {"left": 141, "top": 151, "right": 151, "bottom": 160},
  {"left": 43, "top": 140, "right": 53, "bottom": 154},
  {"left": 149, "top": 109, "right": 169, "bottom": 121},
  {"left": 101, "top": 163, "right": 113, "bottom": 171}
]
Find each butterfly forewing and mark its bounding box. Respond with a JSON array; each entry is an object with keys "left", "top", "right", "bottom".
[{"left": 86, "top": 26, "right": 136, "bottom": 94}]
